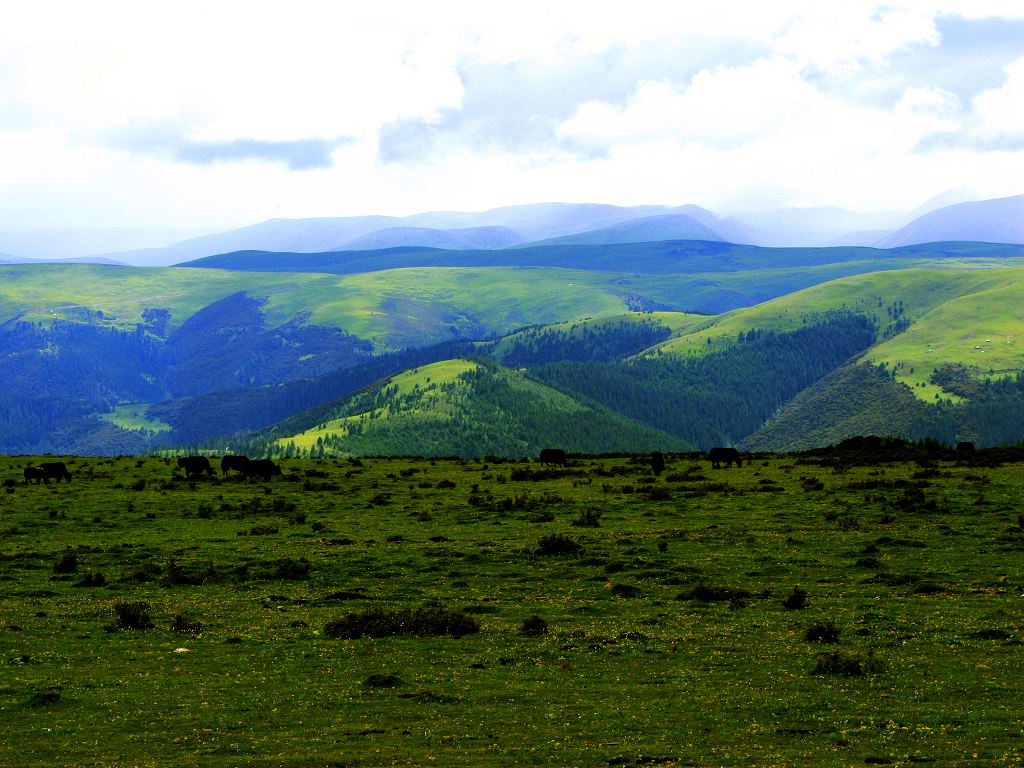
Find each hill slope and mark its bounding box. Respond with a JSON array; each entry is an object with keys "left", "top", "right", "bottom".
[{"left": 253, "top": 358, "right": 688, "bottom": 458}]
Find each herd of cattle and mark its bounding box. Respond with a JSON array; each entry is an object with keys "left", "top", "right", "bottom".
[
  {"left": 20, "top": 448, "right": 749, "bottom": 485},
  {"left": 20, "top": 455, "right": 284, "bottom": 484}
]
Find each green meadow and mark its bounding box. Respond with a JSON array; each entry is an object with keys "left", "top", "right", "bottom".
[{"left": 2, "top": 450, "right": 1022, "bottom": 767}]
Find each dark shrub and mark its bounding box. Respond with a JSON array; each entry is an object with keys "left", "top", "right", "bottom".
[
  {"left": 677, "top": 584, "right": 752, "bottom": 602},
  {"left": 783, "top": 585, "right": 808, "bottom": 609},
  {"left": 535, "top": 533, "right": 582, "bottom": 556},
  {"left": 114, "top": 601, "right": 153, "bottom": 630},
  {"left": 170, "top": 613, "right": 202, "bottom": 634},
  {"left": 571, "top": 509, "right": 602, "bottom": 527},
  {"left": 324, "top": 606, "right": 480, "bottom": 639},
  {"left": 52, "top": 553, "right": 78, "bottom": 574},
  {"left": 163, "top": 559, "right": 219, "bottom": 586},
  {"left": 813, "top": 651, "right": 883, "bottom": 676},
  {"left": 247, "top": 524, "right": 279, "bottom": 536},
  {"left": 520, "top": 615, "right": 549, "bottom": 636},
  {"left": 437, "top": 479, "right": 456, "bottom": 489},
  {"left": 27, "top": 690, "right": 62, "bottom": 707},
  {"left": 972, "top": 628, "right": 1012, "bottom": 640},
  {"left": 805, "top": 620, "right": 841, "bottom": 643},
  {"left": 364, "top": 674, "right": 402, "bottom": 688},
  {"left": 274, "top": 558, "right": 312, "bottom": 580},
  {"left": 74, "top": 572, "right": 106, "bottom": 588}
]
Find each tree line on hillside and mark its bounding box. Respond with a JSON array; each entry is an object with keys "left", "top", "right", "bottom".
[
  {"left": 223, "top": 360, "right": 685, "bottom": 459},
  {"left": 529, "top": 312, "right": 878, "bottom": 449}
]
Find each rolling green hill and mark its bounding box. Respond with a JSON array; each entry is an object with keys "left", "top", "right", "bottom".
[
  {"left": 645, "top": 267, "right": 1024, "bottom": 403},
  {"left": 179, "top": 238, "right": 1024, "bottom": 275},
  {"left": 249, "top": 358, "right": 688, "bottom": 458},
  {"left": 5, "top": 242, "right": 1024, "bottom": 455}
]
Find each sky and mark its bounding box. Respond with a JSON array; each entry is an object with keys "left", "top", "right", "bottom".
[{"left": 4, "top": 0, "right": 1024, "bottom": 231}]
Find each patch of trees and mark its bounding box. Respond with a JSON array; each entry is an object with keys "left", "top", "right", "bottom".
[
  {"left": 529, "top": 312, "right": 877, "bottom": 450},
  {"left": 485, "top": 319, "right": 671, "bottom": 368},
  {"left": 0, "top": 321, "right": 166, "bottom": 452},
  {"left": 150, "top": 339, "right": 479, "bottom": 447},
  {"left": 235, "top": 359, "right": 685, "bottom": 458}
]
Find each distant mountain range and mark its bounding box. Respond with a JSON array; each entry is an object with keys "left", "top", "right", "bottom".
[{"left": 4, "top": 193, "right": 1024, "bottom": 266}]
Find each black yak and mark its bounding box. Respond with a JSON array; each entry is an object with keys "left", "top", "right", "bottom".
[
  {"left": 177, "top": 456, "right": 213, "bottom": 478},
  {"left": 221, "top": 455, "right": 251, "bottom": 476},
  {"left": 708, "top": 447, "right": 742, "bottom": 469},
  {"left": 242, "top": 459, "right": 282, "bottom": 480},
  {"left": 539, "top": 448, "right": 567, "bottom": 467}
]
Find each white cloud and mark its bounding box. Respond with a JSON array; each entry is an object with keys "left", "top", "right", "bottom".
[
  {"left": 2, "top": 1, "right": 1024, "bottom": 228},
  {"left": 971, "top": 55, "right": 1024, "bottom": 135}
]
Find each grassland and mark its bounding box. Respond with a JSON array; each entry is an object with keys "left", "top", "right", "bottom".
[
  {"left": 648, "top": 268, "right": 1024, "bottom": 402},
  {"left": 2, "top": 450, "right": 1022, "bottom": 766}
]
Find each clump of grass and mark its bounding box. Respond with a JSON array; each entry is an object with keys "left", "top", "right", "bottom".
[
  {"left": 782, "top": 585, "right": 808, "bottom": 609},
  {"left": 52, "top": 552, "right": 78, "bottom": 574},
  {"left": 805, "top": 620, "right": 841, "bottom": 643},
  {"left": 163, "top": 559, "right": 219, "bottom": 586},
  {"left": 520, "top": 615, "right": 549, "bottom": 636},
  {"left": 170, "top": 613, "right": 202, "bottom": 634},
  {"left": 27, "top": 690, "right": 62, "bottom": 708},
  {"left": 676, "top": 584, "right": 752, "bottom": 602},
  {"left": 812, "top": 650, "right": 883, "bottom": 677},
  {"left": 113, "top": 601, "right": 154, "bottom": 631},
  {"left": 363, "top": 674, "right": 402, "bottom": 688},
  {"left": 324, "top": 606, "right": 480, "bottom": 639},
  {"left": 535, "top": 533, "right": 582, "bottom": 556},
  {"left": 571, "top": 509, "right": 602, "bottom": 527},
  {"left": 74, "top": 572, "right": 106, "bottom": 588}
]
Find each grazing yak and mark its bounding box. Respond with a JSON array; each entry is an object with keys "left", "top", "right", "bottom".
[
  {"left": 221, "top": 455, "right": 251, "bottom": 476},
  {"left": 25, "top": 462, "right": 72, "bottom": 484},
  {"left": 708, "top": 446, "right": 742, "bottom": 469},
  {"left": 177, "top": 456, "right": 214, "bottom": 478},
  {"left": 242, "top": 458, "right": 282, "bottom": 481},
  {"left": 539, "top": 448, "right": 567, "bottom": 467},
  {"left": 650, "top": 451, "right": 666, "bottom": 476}
]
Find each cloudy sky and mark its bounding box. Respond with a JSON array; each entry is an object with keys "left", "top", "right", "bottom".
[{"left": 4, "top": 0, "right": 1024, "bottom": 230}]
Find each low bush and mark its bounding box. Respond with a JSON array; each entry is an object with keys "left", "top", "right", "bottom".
[
  {"left": 170, "top": 613, "right": 202, "bottom": 634},
  {"left": 813, "top": 650, "right": 883, "bottom": 677},
  {"left": 113, "top": 601, "right": 154, "bottom": 630},
  {"left": 571, "top": 509, "right": 602, "bottom": 528},
  {"left": 324, "top": 606, "right": 480, "bottom": 639},
  {"left": 520, "top": 615, "right": 549, "bottom": 636},
  {"left": 536, "top": 533, "right": 582, "bottom": 556},
  {"left": 805, "top": 620, "right": 841, "bottom": 643},
  {"left": 677, "top": 584, "right": 752, "bottom": 602},
  {"left": 782, "top": 585, "right": 808, "bottom": 609},
  {"left": 52, "top": 553, "right": 78, "bottom": 574}
]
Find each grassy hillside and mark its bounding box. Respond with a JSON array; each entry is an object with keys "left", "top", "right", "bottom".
[
  {"left": 3, "top": 452, "right": 1023, "bottom": 766},
  {"left": 647, "top": 267, "right": 1024, "bottom": 402},
  {"left": 180, "top": 238, "right": 1024, "bottom": 274},
  {"left": 739, "top": 363, "right": 933, "bottom": 451},
  {"left": 260, "top": 358, "right": 687, "bottom": 458}
]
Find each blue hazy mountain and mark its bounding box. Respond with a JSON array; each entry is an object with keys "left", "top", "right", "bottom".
[
  {"left": 341, "top": 225, "right": 523, "bottom": 250},
  {"left": 877, "top": 193, "right": 1024, "bottom": 247}
]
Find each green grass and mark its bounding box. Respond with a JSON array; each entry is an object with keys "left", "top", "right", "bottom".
[
  {"left": 7, "top": 256, "right": 1024, "bottom": 352},
  {"left": 2, "top": 451, "right": 1022, "bottom": 766},
  {"left": 647, "top": 267, "right": 1024, "bottom": 401},
  {"left": 97, "top": 404, "right": 172, "bottom": 433},
  {"left": 280, "top": 359, "right": 482, "bottom": 450}
]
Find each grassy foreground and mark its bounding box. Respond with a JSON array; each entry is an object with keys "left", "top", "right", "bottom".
[{"left": 1, "top": 451, "right": 1022, "bottom": 767}]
